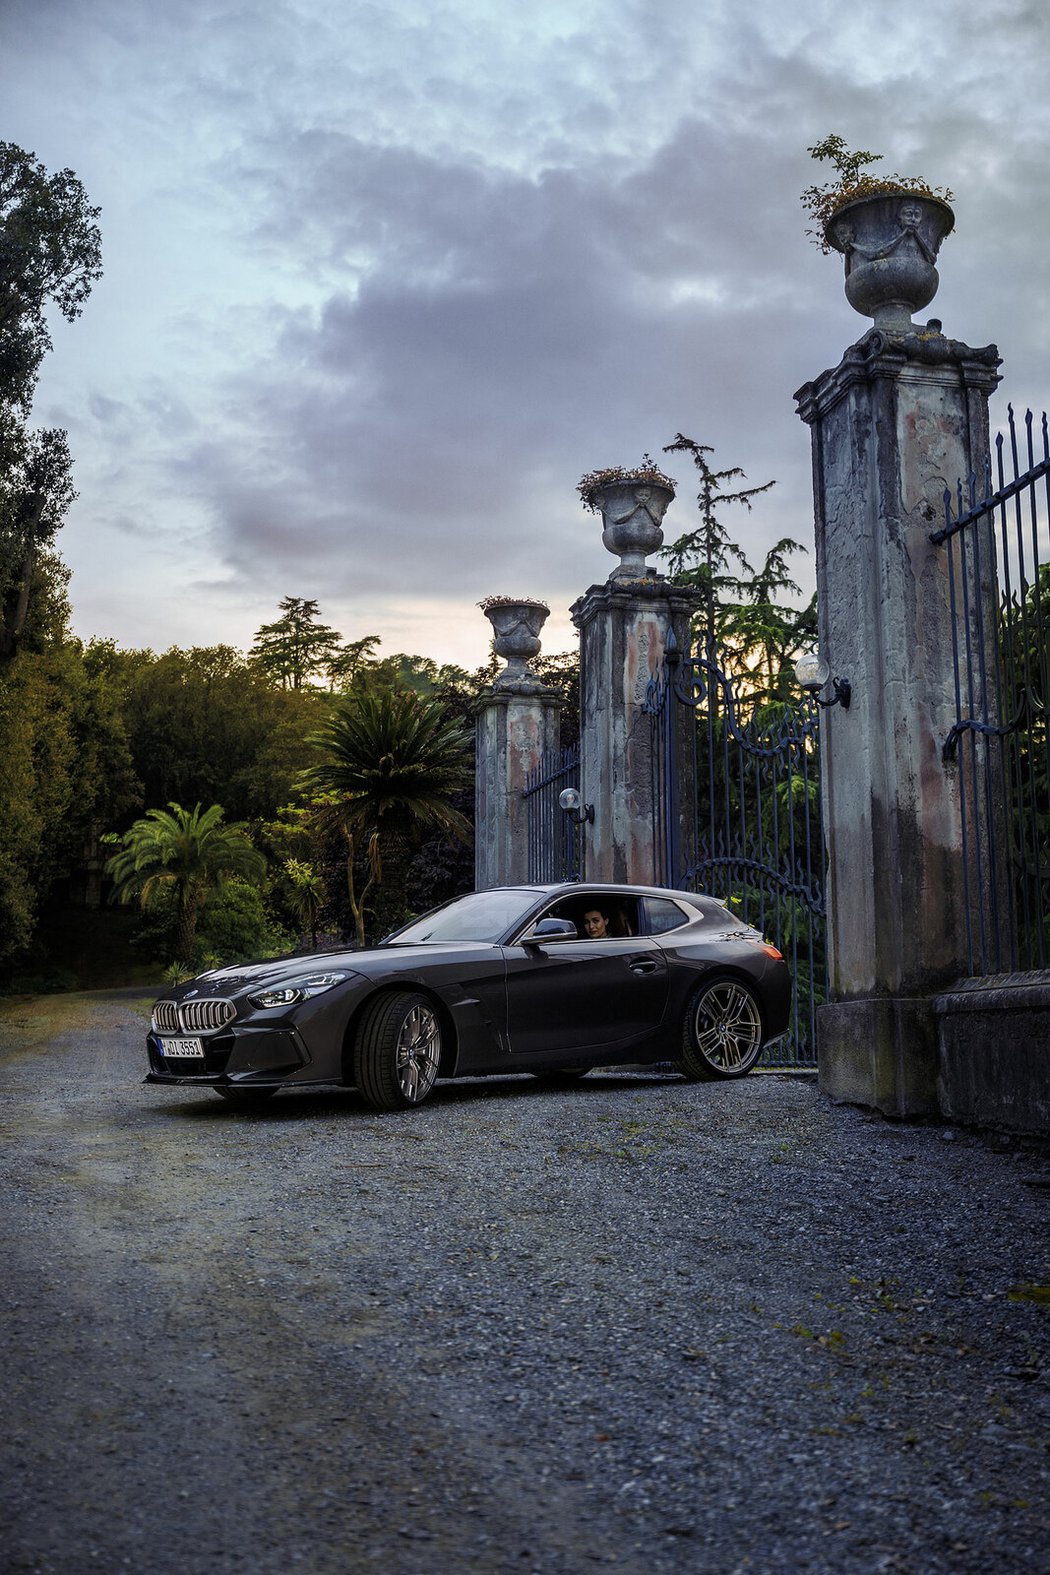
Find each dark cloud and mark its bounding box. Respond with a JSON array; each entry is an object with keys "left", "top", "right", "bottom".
[
  {"left": 5, "top": 0, "right": 1049, "bottom": 659},
  {"left": 182, "top": 118, "right": 836, "bottom": 623}
]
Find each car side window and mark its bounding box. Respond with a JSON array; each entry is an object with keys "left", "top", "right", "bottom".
[
  {"left": 642, "top": 897, "right": 690, "bottom": 935},
  {"left": 551, "top": 898, "right": 639, "bottom": 938},
  {"left": 599, "top": 901, "right": 637, "bottom": 937}
]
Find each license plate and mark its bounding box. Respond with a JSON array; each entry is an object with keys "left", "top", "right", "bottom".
[{"left": 160, "top": 1037, "right": 205, "bottom": 1058}]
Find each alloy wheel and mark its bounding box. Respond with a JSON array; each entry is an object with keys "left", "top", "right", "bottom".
[
  {"left": 692, "top": 981, "right": 763, "bottom": 1071},
  {"left": 395, "top": 1002, "right": 441, "bottom": 1103}
]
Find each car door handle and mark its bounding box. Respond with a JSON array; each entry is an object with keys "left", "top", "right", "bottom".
[{"left": 628, "top": 959, "right": 659, "bottom": 975}]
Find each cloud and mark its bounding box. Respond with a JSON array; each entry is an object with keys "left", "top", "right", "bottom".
[
  {"left": 6, "top": 0, "right": 1050, "bottom": 663},
  {"left": 175, "top": 119, "right": 825, "bottom": 610}
]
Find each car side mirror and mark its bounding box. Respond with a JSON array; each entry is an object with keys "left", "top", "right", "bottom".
[{"left": 521, "top": 917, "right": 578, "bottom": 946}]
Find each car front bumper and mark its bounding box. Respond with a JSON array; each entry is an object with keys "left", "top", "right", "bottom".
[{"left": 145, "top": 1023, "right": 311, "bottom": 1088}]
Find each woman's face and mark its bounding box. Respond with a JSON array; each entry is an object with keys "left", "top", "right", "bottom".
[{"left": 583, "top": 909, "right": 608, "bottom": 938}]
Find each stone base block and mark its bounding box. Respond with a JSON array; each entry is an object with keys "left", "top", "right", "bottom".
[
  {"left": 934, "top": 972, "right": 1050, "bottom": 1140},
  {"left": 818, "top": 997, "right": 939, "bottom": 1119}
]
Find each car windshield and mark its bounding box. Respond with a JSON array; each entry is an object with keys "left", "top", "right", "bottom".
[{"left": 385, "top": 889, "right": 543, "bottom": 944}]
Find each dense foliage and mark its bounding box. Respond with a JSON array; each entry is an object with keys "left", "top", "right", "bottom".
[
  {"left": 995, "top": 563, "right": 1050, "bottom": 969},
  {"left": 1, "top": 142, "right": 101, "bottom": 660},
  {"left": 0, "top": 143, "right": 111, "bottom": 970},
  {"left": 0, "top": 639, "right": 139, "bottom": 962},
  {"left": 298, "top": 688, "right": 473, "bottom": 947},
  {"left": 104, "top": 802, "right": 267, "bottom": 964},
  {"left": 88, "top": 641, "right": 327, "bottom": 821},
  {"left": 0, "top": 605, "right": 484, "bottom": 979}
]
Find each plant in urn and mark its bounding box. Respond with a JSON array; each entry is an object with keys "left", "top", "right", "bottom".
[
  {"left": 578, "top": 455, "right": 676, "bottom": 578},
  {"left": 479, "top": 597, "right": 550, "bottom": 690},
  {"left": 802, "top": 135, "right": 955, "bottom": 332}
]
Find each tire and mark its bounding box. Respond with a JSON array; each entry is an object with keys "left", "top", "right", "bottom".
[
  {"left": 213, "top": 1086, "right": 278, "bottom": 1105},
  {"left": 354, "top": 991, "right": 442, "bottom": 1112},
  {"left": 676, "top": 978, "right": 764, "bottom": 1081},
  {"left": 530, "top": 1067, "right": 592, "bottom": 1082}
]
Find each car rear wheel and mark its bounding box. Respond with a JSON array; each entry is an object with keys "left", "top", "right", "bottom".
[
  {"left": 213, "top": 1086, "right": 278, "bottom": 1105},
  {"left": 677, "top": 978, "right": 763, "bottom": 1081},
  {"left": 354, "top": 991, "right": 442, "bottom": 1111}
]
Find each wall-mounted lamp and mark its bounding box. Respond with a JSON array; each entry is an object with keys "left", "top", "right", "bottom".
[
  {"left": 794, "top": 651, "right": 851, "bottom": 710},
  {"left": 559, "top": 786, "right": 595, "bottom": 824}
]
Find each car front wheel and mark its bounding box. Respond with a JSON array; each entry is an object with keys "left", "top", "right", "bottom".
[
  {"left": 677, "top": 978, "right": 764, "bottom": 1081},
  {"left": 354, "top": 991, "right": 442, "bottom": 1111}
]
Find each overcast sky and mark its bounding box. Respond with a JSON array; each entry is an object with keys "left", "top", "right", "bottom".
[{"left": 2, "top": 0, "right": 1047, "bottom": 669}]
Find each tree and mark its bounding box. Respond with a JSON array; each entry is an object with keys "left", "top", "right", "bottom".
[
  {"left": 660, "top": 434, "right": 775, "bottom": 647},
  {"left": 530, "top": 649, "right": 580, "bottom": 740},
  {"left": 660, "top": 434, "right": 812, "bottom": 701},
  {"left": 297, "top": 689, "right": 472, "bottom": 946},
  {"left": 0, "top": 144, "right": 100, "bottom": 663},
  {"left": 103, "top": 642, "right": 326, "bottom": 821},
  {"left": 0, "top": 639, "right": 139, "bottom": 966},
  {"left": 104, "top": 802, "right": 267, "bottom": 964},
  {"left": 0, "top": 426, "right": 76, "bottom": 657},
  {"left": 355, "top": 651, "right": 472, "bottom": 698},
  {"left": 250, "top": 597, "right": 344, "bottom": 689},
  {"left": 326, "top": 634, "right": 381, "bottom": 689},
  {"left": 0, "top": 141, "right": 102, "bottom": 410},
  {"left": 720, "top": 542, "right": 816, "bottom": 703}
]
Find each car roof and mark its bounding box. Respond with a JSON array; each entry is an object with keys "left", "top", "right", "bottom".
[{"left": 491, "top": 882, "right": 714, "bottom": 905}]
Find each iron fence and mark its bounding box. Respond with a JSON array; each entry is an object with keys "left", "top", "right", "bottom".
[
  {"left": 932, "top": 403, "right": 1049, "bottom": 976},
  {"left": 523, "top": 742, "right": 581, "bottom": 884},
  {"left": 646, "top": 634, "right": 826, "bottom": 1066}
]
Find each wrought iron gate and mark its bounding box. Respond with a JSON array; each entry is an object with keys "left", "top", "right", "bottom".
[
  {"left": 523, "top": 742, "right": 581, "bottom": 883},
  {"left": 932, "top": 403, "right": 1049, "bottom": 976},
  {"left": 645, "top": 633, "right": 827, "bottom": 1066}
]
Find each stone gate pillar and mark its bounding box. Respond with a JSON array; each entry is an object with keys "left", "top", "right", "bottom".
[
  {"left": 474, "top": 599, "right": 562, "bottom": 890},
  {"left": 570, "top": 472, "right": 700, "bottom": 884},
  {"left": 797, "top": 307, "right": 1001, "bottom": 1116}
]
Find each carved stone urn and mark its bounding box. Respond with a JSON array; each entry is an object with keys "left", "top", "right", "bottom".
[
  {"left": 589, "top": 476, "right": 675, "bottom": 578},
  {"left": 479, "top": 597, "right": 550, "bottom": 690},
  {"left": 825, "top": 192, "right": 955, "bottom": 331}
]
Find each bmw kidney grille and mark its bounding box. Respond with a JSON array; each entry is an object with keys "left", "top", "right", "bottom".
[{"left": 153, "top": 999, "right": 235, "bottom": 1034}]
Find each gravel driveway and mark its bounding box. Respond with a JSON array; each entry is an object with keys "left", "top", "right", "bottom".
[{"left": 1, "top": 989, "right": 1048, "bottom": 1574}]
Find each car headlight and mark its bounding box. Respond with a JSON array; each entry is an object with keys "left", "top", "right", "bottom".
[{"left": 247, "top": 973, "right": 351, "bottom": 1009}]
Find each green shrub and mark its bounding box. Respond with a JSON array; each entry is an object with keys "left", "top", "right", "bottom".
[{"left": 133, "top": 879, "right": 291, "bottom": 970}]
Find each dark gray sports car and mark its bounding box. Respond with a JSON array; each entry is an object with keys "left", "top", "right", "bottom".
[{"left": 145, "top": 882, "right": 791, "bottom": 1111}]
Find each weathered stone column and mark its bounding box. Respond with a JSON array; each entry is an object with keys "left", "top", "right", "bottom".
[
  {"left": 570, "top": 470, "right": 700, "bottom": 884},
  {"left": 474, "top": 599, "right": 562, "bottom": 890},
  {"left": 796, "top": 321, "right": 1001, "bottom": 1116}
]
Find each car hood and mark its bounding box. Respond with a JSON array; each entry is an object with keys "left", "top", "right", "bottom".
[
  {"left": 349, "top": 940, "right": 501, "bottom": 973},
  {"left": 179, "top": 953, "right": 363, "bottom": 996},
  {"left": 174, "top": 940, "right": 499, "bottom": 998}
]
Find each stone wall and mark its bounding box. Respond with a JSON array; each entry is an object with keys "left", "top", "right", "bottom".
[{"left": 935, "top": 973, "right": 1050, "bottom": 1139}]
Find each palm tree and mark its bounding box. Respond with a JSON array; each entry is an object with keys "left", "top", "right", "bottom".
[
  {"left": 298, "top": 689, "right": 472, "bottom": 946},
  {"left": 105, "top": 802, "right": 266, "bottom": 963}
]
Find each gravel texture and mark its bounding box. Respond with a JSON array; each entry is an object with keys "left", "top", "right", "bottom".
[{"left": 1, "top": 989, "right": 1048, "bottom": 1574}]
